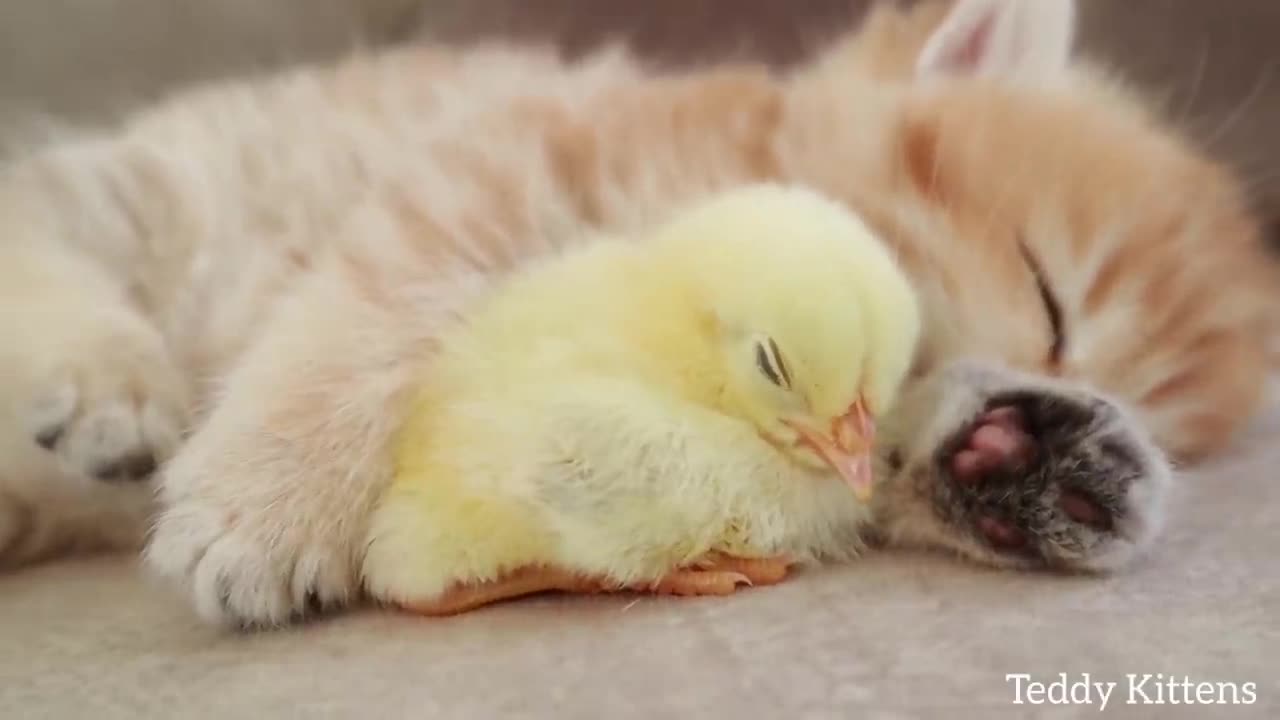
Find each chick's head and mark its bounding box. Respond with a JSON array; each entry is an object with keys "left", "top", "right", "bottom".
[{"left": 648, "top": 183, "right": 922, "bottom": 501}]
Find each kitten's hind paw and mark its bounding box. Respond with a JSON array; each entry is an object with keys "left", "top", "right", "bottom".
[{"left": 12, "top": 307, "right": 187, "bottom": 486}]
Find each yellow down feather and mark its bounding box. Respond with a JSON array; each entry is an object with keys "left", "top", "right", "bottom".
[{"left": 362, "top": 182, "right": 921, "bottom": 606}]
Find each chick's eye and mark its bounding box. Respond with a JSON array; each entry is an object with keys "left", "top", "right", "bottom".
[{"left": 755, "top": 336, "right": 792, "bottom": 389}]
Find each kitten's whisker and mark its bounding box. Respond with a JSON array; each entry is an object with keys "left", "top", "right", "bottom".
[
  {"left": 1172, "top": 40, "right": 1211, "bottom": 131},
  {"left": 1201, "top": 60, "right": 1276, "bottom": 152}
]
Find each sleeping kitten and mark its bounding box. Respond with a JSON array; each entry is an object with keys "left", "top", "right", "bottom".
[{"left": 0, "top": 0, "right": 1273, "bottom": 628}]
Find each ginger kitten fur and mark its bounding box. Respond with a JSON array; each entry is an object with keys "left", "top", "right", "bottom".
[{"left": 0, "top": 0, "right": 1270, "bottom": 628}]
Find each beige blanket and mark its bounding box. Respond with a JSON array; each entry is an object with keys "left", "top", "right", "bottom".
[{"left": 3, "top": 404, "right": 1275, "bottom": 718}]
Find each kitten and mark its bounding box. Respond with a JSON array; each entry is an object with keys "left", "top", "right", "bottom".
[{"left": 0, "top": 0, "right": 1272, "bottom": 629}]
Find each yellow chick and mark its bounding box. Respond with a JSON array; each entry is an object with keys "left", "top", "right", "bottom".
[{"left": 362, "top": 183, "right": 921, "bottom": 616}]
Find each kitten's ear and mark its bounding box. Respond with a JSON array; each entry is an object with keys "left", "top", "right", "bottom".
[{"left": 915, "top": 0, "right": 1076, "bottom": 82}]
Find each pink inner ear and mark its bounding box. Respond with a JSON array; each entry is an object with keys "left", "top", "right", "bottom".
[
  {"left": 920, "top": 0, "right": 1077, "bottom": 81},
  {"left": 949, "top": 10, "right": 996, "bottom": 70}
]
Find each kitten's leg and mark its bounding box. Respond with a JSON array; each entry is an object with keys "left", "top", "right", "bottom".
[
  {"left": 0, "top": 238, "right": 187, "bottom": 567},
  {"left": 872, "top": 359, "right": 1172, "bottom": 572},
  {"left": 146, "top": 246, "right": 489, "bottom": 628}
]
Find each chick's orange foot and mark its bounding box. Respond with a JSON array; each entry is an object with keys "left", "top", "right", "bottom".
[
  {"left": 641, "top": 555, "right": 792, "bottom": 596},
  {"left": 399, "top": 566, "right": 605, "bottom": 617},
  {"left": 396, "top": 555, "right": 792, "bottom": 616}
]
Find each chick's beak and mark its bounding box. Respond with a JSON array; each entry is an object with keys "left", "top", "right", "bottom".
[{"left": 787, "top": 398, "right": 877, "bottom": 502}]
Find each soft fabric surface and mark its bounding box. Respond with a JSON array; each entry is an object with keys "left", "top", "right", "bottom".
[{"left": 4, "top": 405, "right": 1275, "bottom": 718}]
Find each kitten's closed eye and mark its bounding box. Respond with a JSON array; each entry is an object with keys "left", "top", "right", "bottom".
[{"left": 1017, "top": 240, "right": 1065, "bottom": 365}]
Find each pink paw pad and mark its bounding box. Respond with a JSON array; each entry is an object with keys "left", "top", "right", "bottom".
[
  {"left": 976, "top": 516, "right": 1026, "bottom": 550},
  {"left": 1060, "top": 490, "right": 1113, "bottom": 530},
  {"left": 949, "top": 404, "right": 1114, "bottom": 551},
  {"left": 950, "top": 406, "right": 1036, "bottom": 484}
]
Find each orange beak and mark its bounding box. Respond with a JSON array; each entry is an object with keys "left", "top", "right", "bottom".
[{"left": 787, "top": 397, "right": 877, "bottom": 502}]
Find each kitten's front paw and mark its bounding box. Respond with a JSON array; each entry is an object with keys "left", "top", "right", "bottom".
[
  {"left": 147, "top": 486, "right": 358, "bottom": 629},
  {"left": 878, "top": 360, "right": 1171, "bottom": 572},
  {"left": 933, "top": 389, "right": 1170, "bottom": 571}
]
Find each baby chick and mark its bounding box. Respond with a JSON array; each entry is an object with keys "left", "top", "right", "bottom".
[{"left": 362, "top": 183, "right": 921, "bottom": 616}]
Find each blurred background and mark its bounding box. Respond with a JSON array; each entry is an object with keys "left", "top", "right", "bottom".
[{"left": 1, "top": 0, "right": 1276, "bottom": 239}]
